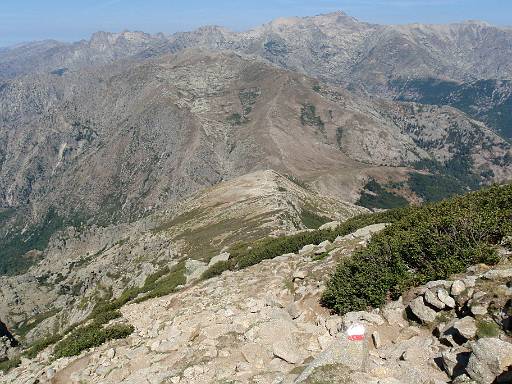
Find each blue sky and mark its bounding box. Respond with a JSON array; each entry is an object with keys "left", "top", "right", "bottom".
[{"left": 0, "top": 0, "right": 510, "bottom": 47}]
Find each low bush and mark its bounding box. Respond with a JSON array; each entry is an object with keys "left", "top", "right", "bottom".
[
  {"left": 200, "top": 261, "right": 232, "bottom": 280},
  {"left": 23, "top": 333, "right": 63, "bottom": 359},
  {"left": 301, "top": 209, "right": 330, "bottom": 229},
  {"left": 53, "top": 323, "right": 134, "bottom": 358},
  {"left": 321, "top": 183, "right": 512, "bottom": 315},
  {"left": 134, "top": 267, "right": 186, "bottom": 303},
  {"left": 476, "top": 320, "right": 501, "bottom": 338},
  {"left": 91, "top": 263, "right": 184, "bottom": 313},
  {"left": 227, "top": 207, "right": 412, "bottom": 270},
  {"left": 357, "top": 179, "right": 408, "bottom": 209},
  {"left": 0, "top": 356, "right": 21, "bottom": 373}
]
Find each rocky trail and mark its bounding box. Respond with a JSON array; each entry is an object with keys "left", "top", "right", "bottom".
[{"left": 2, "top": 224, "right": 511, "bottom": 384}]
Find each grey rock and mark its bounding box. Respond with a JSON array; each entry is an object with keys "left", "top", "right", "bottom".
[
  {"left": 426, "top": 280, "right": 451, "bottom": 289},
  {"left": 272, "top": 338, "right": 304, "bottom": 364},
  {"left": 441, "top": 348, "right": 471, "bottom": 378},
  {"left": 293, "top": 270, "right": 308, "bottom": 280},
  {"left": 452, "top": 374, "right": 477, "bottom": 384},
  {"left": 452, "top": 317, "right": 477, "bottom": 340},
  {"left": 469, "top": 297, "right": 490, "bottom": 316},
  {"left": 325, "top": 317, "right": 342, "bottom": 336},
  {"left": 372, "top": 331, "right": 381, "bottom": 349},
  {"left": 382, "top": 300, "right": 408, "bottom": 327},
  {"left": 286, "top": 302, "right": 303, "bottom": 320},
  {"left": 408, "top": 297, "right": 437, "bottom": 324},
  {"left": 319, "top": 221, "right": 340, "bottom": 231},
  {"left": 451, "top": 280, "right": 466, "bottom": 296},
  {"left": 208, "top": 252, "right": 230, "bottom": 267},
  {"left": 295, "top": 332, "right": 368, "bottom": 382},
  {"left": 437, "top": 288, "right": 456, "bottom": 309},
  {"left": 483, "top": 269, "right": 512, "bottom": 280},
  {"left": 317, "top": 240, "right": 332, "bottom": 248},
  {"left": 46, "top": 368, "right": 56, "bottom": 379},
  {"left": 463, "top": 276, "right": 477, "bottom": 288},
  {"left": 241, "top": 343, "right": 272, "bottom": 368},
  {"left": 455, "top": 288, "right": 474, "bottom": 308},
  {"left": 344, "top": 311, "right": 385, "bottom": 326},
  {"left": 466, "top": 338, "right": 512, "bottom": 384},
  {"left": 185, "top": 259, "right": 208, "bottom": 282},
  {"left": 299, "top": 244, "right": 315, "bottom": 255},
  {"left": 424, "top": 289, "right": 445, "bottom": 310}
]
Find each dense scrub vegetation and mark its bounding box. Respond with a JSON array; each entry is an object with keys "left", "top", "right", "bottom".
[
  {"left": 357, "top": 179, "right": 408, "bottom": 209},
  {"left": 199, "top": 207, "right": 413, "bottom": 278},
  {"left": 300, "top": 104, "right": 325, "bottom": 132},
  {"left": 392, "top": 78, "right": 512, "bottom": 140},
  {"left": 0, "top": 208, "right": 65, "bottom": 275},
  {"left": 409, "top": 148, "right": 482, "bottom": 202},
  {"left": 408, "top": 173, "right": 468, "bottom": 202},
  {"left": 0, "top": 356, "right": 21, "bottom": 373},
  {"left": 53, "top": 322, "right": 134, "bottom": 359},
  {"left": 321, "top": 183, "right": 512, "bottom": 315},
  {"left": 0, "top": 207, "right": 89, "bottom": 276},
  {"left": 300, "top": 209, "right": 330, "bottom": 229}
]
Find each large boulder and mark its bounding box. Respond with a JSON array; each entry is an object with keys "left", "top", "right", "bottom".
[
  {"left": 272, "top": 338, "right": 305, "bottom": 364},
  {"left": 468, "top": 291, "right": 490, "bottom": 316},
  {"left": 466, "top": 338, "right": 512, "bottom": 384},
  {"left": 295, "top": 331, "right": 369, "bottom": 382},
  {"left": 185, "top": 259, "right": 208, "bottom": 282},
  {"left": 452, "top": 317, "right": 477, "bottom": 340},
  {"left": 424, "top": 289, "right": 445, "bottom": 310},
  {"left": 483, "top": 269, "right": 512, "bottom": 280},
  {"left": 437, "top": 287, "right": 456, "bottom": 308},
  {"left": 408, "top": 297, "right": 437, "bottom": 324},
  {"left": 208, "top": 252, "right": 230, "bottom": 267},
  {"left": 441, "top": 348, "right": 471, "bottom": 378},
  {"left": 343, "top": 311, "right": 385, "bottom": 327},
  {"left": 0, "top": 319, "right": 17, "bottom": 362},
  {"left": 451, "top": 280, "right": 466, "bottom": 296},
  {"left": 241, "top": 343, "right": 272, "bottom": 368},
  {"left": 319, "top": 221, "right": 340, "bottom": 231}
]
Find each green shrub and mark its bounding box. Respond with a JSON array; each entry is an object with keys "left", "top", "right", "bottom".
[
  {"left": 91, "top": 310, "right": 121, "bottom": 325},
  {"left": 23, "top": 333, "right": 63, "bottom": 359},
  {"left": 312, "top": 252, "right": 329, "bottom": 261},
  {"left": 409, "top": 173, "right": 467, "bottom": 202},
  {"left": 226, "top": 207, "right": 412, "bottom": 271},
  {"left": 91, "top": 264, "right": 182, "bottom": 315},
  {"left": 301, "top": 104, "right": 325, "bottom": 132},
  {"left": 134, "top": 267, "right": 186, "bottom": 303},
  {"left": 301, "top": 209, "right": 330, "bottom": 229},
  {"left": 322, "top": 183, "right": 512, "bottom": 315},
  {"left": 201, "top": 261, "right": 232, "bottom": 280},
  {"left": 0, "top": 356, "right": 21, "bottom": 373},
  {"left": 53, "top": 323, "right": 134, "bottom": 358},
  {"left": 357, "top": 179, "right": 408, "bottom": 209},
  {"left": 476, "top": 320, "right": 501, "bottom": 338}
]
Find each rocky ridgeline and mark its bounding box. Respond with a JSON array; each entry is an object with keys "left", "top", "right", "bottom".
[{"left": 1, "top": 224, "right": 511, "bottom": 383}]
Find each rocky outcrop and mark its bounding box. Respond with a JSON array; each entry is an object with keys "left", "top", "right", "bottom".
[
  {"left": 2, "top": 222, "right": 510, "bottom": 384},
  {"left": 0, "top": 319, "right": 17, "bottom": 362},
  {"left": 466, "top": 339, "right": 512, "bottom": 384}
]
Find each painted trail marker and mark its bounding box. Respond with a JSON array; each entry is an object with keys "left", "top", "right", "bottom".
[{"left": 346, "top": 323, "right": 366, "bottom": 341}]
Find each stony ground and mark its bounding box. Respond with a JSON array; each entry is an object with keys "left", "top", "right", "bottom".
[{"left": 2, "top": 224, "right": 511, "bottom": 384}]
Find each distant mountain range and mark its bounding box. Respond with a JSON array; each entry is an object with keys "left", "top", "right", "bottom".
[{"left": 2, "top": 12, "right": 512, "bottom": 90}]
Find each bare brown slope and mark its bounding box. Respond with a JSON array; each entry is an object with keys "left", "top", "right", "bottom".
[{"left": 0, "top": 49, "right": 510, "bottom": 228}]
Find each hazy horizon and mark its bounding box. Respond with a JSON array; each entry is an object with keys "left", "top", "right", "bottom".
[{"left": 1, "top": 0, "right": 510, "bottom": 47}]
